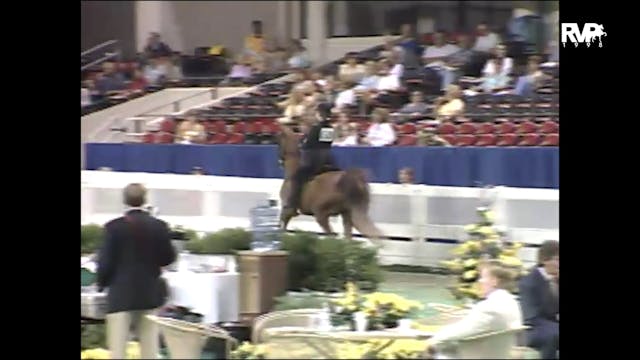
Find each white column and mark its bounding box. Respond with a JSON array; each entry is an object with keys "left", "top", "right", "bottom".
[
  {"left": 332, "top": 1, "right": 348, "bottom": 36},
  {"left": 276, "top": 1, "right": 288, "bottom": 44},
  {"left": 291, "top": 1, "right": 301, "bottom": 40},
  {"left": 136, "top": 1, "right": 163, "bottom": 52},
  {"left": 307, "top": 1, "right": 328, "bottom": 65}
]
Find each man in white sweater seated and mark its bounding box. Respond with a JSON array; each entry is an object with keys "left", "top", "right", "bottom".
[{"left": 424, "top": 260, "right": 524, "bottom": 359}]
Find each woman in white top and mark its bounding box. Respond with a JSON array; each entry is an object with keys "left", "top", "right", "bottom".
[
  {"left": 480, "top": 44, "right": 513, "bottom": 93},
  {"left": 278, "top": 88, "right": 309, "bottom": 124},
  {"left": 338, "top": 52, "right": 366, "bottom": 84},
  {"left": 435, "top": 84, "right": 465, "bottom": 122},
  {"left": 364, "top": 108, "right": 396, "bottom": 147}
]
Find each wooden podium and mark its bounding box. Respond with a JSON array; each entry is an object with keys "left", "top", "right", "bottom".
[{"left": 237, "top": 251, "right": 289, "bottom": 324}]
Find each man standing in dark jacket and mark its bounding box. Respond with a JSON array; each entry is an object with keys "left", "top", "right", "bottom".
[
  {"left": 97, "top": 183, "right": 176, "bottom": 359},
  {"left": 283, "top": 103, "right": 338, "bottom": 213},
  {"left": 518, "top": 240, "right": 559, "bottom": 359}
]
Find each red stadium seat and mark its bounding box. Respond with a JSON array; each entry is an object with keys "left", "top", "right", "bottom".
[
  {"left": 518, "top": 133, "right": 541, "bottom": 146},
  {"left": 497, "top": 134, "right": 518, "bottom": 146},
  {"left": 244, "top": 122, "right": 258, "bottom": 134},
  {"left": 160, "top": 119, "right": 176, "bottom": 133},
  {"left": 496, "top": 122, "right": 517, "bottom": 134},
  {"left": 142, "top": 133, "right": 155, "bottom": 144},
  {"left": 400, "top": 123, "right": 417, "bottom": 135},
  {"left": 476, "top": 134, "right": 497, "bottom": 146},
  {"left": 227, "top": 133, "right": 245, "bottom": 144},
  {"left": 209, "top": 133, "right": 229, "bottom": 144},
  {"left": 156, "top": 132, "right": 174, "bottom": 144},
  {"left": 456, "top": 134, "right": 477, "bottom": 146},
  {"left": 458, "top": 122, "right": 477, "bottom": 135},
  {"left": 231, "top": 121, "right": 246, "bottom": 133},
  {"left": 442, "top": 134, "right": 457, "bottom": 146},
  {"left": 210, "top": 120, "right": 227, "bottom": 134},
  {"left": 517, "top": 120, "right": 538, "bottom": 134},
  {"left": 397, "top": 134, "right": 417, "bottom": 146},
  {"left": 477, "top": 123, "right": 496, "bottom": 134},
  {"left": 261, "top": 122, "right": 280, "bottom": 135},
  {"left": 540, "top": 120, "right": 559, "bottom": 134},
  {"left": 540, "top": 133, "right": 559, "bottom": 146},
  {"left": 438, "top": 122, "right": 457, "bottom": 135}
]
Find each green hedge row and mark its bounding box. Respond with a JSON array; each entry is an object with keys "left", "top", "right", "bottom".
[{"left": 80, "top": 225, "right": 382, "bottom": 292}]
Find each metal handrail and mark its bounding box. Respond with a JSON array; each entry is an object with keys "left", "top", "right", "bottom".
[
  {"left": 81, "top": 39, "right": 119, "bottom": 57},
  {"left": 81, "top": 40, "right": 121, "bottom": 71}
]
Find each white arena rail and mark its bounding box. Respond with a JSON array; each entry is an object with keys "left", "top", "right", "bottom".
[{"left": 81, "top": 171, "right": 558, "bottom": 268}]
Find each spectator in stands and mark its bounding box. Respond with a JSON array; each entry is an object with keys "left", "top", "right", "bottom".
[
  {"left": 333, "top": 112, "right": 358, "bottom": 147},
  {"left": 244, "top": 20, "right": 266, "bottom": 61},
  {"left": 263, "top": 41, "right": 287, "bottom": 73},
  {"left": 175, "top": 116, "right": 206, "bottom": 144},
  {"left": 163, "top": 54, "right": 183, "bottom": 83},
  {"left": 376, "top": 60, "right": 401, "bottom": 92},
  {"left": 338, "top": 52, "right": 366, "bottom": 84},
  {"left": 519, "top": 240, "right": 559, "bottom": 360},
  {"left": 143, "top": 57, "right": 167, "bottom": 86},
  {"left": 388, "top": 48, "right": 405, "bottom": 79},
  {"left": 435, "top": 84, "right": 465, "bottom": 122},
  {"left": 334, "top": 80, "right": 357, "bottom": 110},
  {"left": 398, "top": 167, "right": 414, "bottom": 184},
  {"left": 354, "top": 61, "right": 381, "bottom": 92},
  {"left": 395, "top": 91, "right": 429, "bottom": 120},
  {"left": 144, "top": 32, "right": 172, "bottom": 59},
  {"left": 473, "top": 23, "right": 501, "bottom": 54},
  {"left": 397, "top": 24, "right": 423, "bottom": 68},
  {"left": 363, "top": 108, "right": 396, "bottom": 146},
  {"left": 287, "top": 39, "right": 311, "bottom": 69},
  {"left": 417, "top": 127, "right": 451, "bottom": 147},
  {"left": 278, "top": 88, "right": 308, "bottom": 124},
  {"left": 321, "top": 75, "right": 339, "bottom": 104},
  {"left": 513, "top": 56, "right": 547, "bottom": 97},
  {"left": 224, "top": 55, "right": 253, "bottom": 84},
  {"left": 440, "top": 35, "right": 475, "bottom": 89},
  {"left": 422, "top": 31, "right": 460, "bottom": 69},
  {"left": 477, "top": 44, "right": 513, "bottom": 94},
  {"left": 96, "top": 61, "right": 126, "bottom": 95},
  {"left": 128, "top": 69, "right": 148, "bottom": 93},
  {"left": 81, "top": 86, "right": 91, "bottom": 107}
]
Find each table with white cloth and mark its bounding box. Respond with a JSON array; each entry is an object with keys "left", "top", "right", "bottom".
[{"left": 162, "top": 271, "right": 240, "bottom": 324}]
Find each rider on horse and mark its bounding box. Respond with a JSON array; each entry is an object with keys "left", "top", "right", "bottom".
[{"left": 283, "top": 102, "right": 338, "bottom": 214}]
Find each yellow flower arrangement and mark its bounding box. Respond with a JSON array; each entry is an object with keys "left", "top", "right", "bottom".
[
  {"left": 335, "top": 338, "right": 428, "bottom": 359},
  {"left": 230, "top": 341, "right": 268, "bottom": 360},
  {"left": 80, "top": 342, "right": 141, "bottom": 359}
]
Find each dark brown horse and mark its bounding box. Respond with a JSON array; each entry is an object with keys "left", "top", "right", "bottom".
[{"left": 277, "top": 125, "right": 383, "bottom": 243}]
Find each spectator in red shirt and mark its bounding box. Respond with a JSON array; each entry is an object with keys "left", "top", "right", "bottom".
[{"left": 128, "top": 69, "right": 148, "bottom": 93}]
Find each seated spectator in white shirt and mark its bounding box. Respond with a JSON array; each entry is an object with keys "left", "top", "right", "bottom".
[
  {"left": 376, "top": 61, "right": 401, "bottom": 92},
  {"left": 388, "top": 48, "right": 405, "bottom": 79},
  {"left": 422, "top": 32, "right": 460, "bottom": 69},
  {"left": 479, "top": 44, "right": 513, "bottom": 93},
  {"left": 81, "top": 84, "right": 91, "bottom": 107},
  {"left": 278, "top": 88, "right": 309, "bottom": 125},
  {"left": 354, "top": 61, "right": 380, "bottom": 92},
  {"left": 363, "top": 108, "right": 396, "bottom": 147},
  {"left": 473, "top": 23, "right": 501, "bottom": 53},
  {"left": 423, "top": 260, "right": 523, "bottom": 359},
  {"left": 287, "top": 39, "right": 311, "bottom": 69},
  {"left": 334, "top": 80, "right": 357, "bottom": 110},
  {"left": 338, "top": 52, "right": 366, "bottom": 84},
  {"left": 163, "top": 54, "right": 183, "bottom": 83},
  {"left": 143, "top": 57, "right": 167, "bottom": 86}
]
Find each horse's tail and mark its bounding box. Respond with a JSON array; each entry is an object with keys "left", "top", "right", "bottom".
[{"left": 337, "top": 168, "right": 370, "bottom": 212}]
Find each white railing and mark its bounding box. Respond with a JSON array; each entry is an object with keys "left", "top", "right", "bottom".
[{"left": 81, "top": 171, "right": 558, "bottom": 268}]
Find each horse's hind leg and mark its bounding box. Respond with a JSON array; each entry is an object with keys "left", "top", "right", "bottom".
[
  {"left": 280, "top": 208, "right": 296, "bottom": 231},
  {"left": 315, "top": 212, "right": 334, "bottom": 235},
  {"left": 342, "top": 211, "right": 353, "bottom": 240}
]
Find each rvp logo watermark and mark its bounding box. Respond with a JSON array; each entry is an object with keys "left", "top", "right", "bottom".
[{"left": 561, "top": 23, "right": 606, "bottom": 48}]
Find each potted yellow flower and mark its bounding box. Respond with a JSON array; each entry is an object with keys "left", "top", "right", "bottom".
[{"left": 230, "top": 341, "right": 268, "bottom": 359}]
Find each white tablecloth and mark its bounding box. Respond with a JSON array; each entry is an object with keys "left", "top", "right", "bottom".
[{"left": 162, "top": 271, "right": 240, "bottom": 324}]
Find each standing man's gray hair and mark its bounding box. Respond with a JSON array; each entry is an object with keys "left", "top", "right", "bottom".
[{"left": 123, "top": 183, "right": 147, "bottom": 207}]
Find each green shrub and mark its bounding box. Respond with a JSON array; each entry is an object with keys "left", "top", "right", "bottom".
[
  {"left": 81, "top": 323, "right": 106, "bottom": 350},
  {"left": 185, "top": 228, "right": 252, "bottom": 254},
  {"left": 286, "top": 235, "right": 382, "bottom": 293},
  {"left": 81, "top": 224, "right": 104, "bottom": 254},
  {"left": 282, "top": 232, "right": 319, "bottom": 291}
]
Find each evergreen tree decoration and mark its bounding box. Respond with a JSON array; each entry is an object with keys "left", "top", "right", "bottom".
[{"left": 442, "top": 195, "right": 525, "bottom": 302}]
